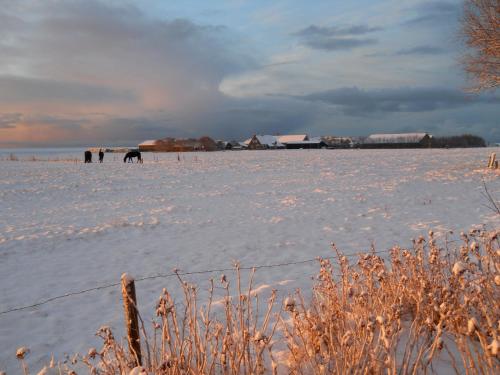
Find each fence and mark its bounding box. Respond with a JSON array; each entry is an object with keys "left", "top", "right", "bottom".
[{"left": 0, "top": 248, "right": 396, "bottom": 317}]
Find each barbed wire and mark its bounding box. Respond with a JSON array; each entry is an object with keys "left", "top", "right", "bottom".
[{"left": 0, "top": 247, "right": 395, "bottom": 316}]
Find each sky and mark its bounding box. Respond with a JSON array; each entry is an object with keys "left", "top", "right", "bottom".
[{"left": 0, "top": 0, "right": 498, "bottom": 147}]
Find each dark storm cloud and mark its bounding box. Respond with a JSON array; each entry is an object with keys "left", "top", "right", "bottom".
[
  {"left": 0, "top": 75, "right": 136, "bottom": 103},
  {"left": 403, "top": 1, "right": 461, "bottom": 26},
  {"left": 297, "top": 87, "right": 499, "bottom": 116},
  {"left": 293, "top": 24, "right": 381, "bottom": 51},
  {"left": 0, "top": 1, "right": 255, "bottom": 102},
  {"left": 0, "top": 1, "right": 260, "bottom": 146}
]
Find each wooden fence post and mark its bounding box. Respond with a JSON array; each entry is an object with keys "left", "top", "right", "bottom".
[
  {"left": 488, "top": 153, "right": 496, "bottom": 168},
  {"left": 121, "top": 273, "right": 142, "bottom": 366}
]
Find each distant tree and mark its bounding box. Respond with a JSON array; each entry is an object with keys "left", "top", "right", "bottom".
[
  {"left": 462, "top": 0, "right": 500, "bottom": 91},
  {"left": 431, "top": 134, "right": 486, "bottom": 148}
]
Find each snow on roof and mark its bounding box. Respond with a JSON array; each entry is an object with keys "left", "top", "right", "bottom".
[
  {"left": 365, "top": 133, "right": 429, "bottom": 144},
  {"left": 138, "top": 140, "right": 158, "bottom": 146},
  {"left": 284, "top": 140, "right": 323, "bottom": 145},
  {"left": 277, "top": 134, "right": 308, "bottom": 143},
  {"left": 256, "top": 135, "right": 282, "bottom": 147},
  {"left": 245, "top": 135, "right": 284, "bottom": 147}
]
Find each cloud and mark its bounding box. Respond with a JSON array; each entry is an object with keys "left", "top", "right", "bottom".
[
  {"left": 294, "top": 25, "right": 383, "bottom": 37},
  {"left": 304, "top": 38, "right": 377, "bottom": 51},
  {"left": 0, "top": 1, "right": 498, "bottom": 146},
  {"left": 0, "top": 75, "right": 136, "bottom": 103},
  {"left": 395, "top": 45, "right": 446, "bottom": 56},
  {"left": 293, "top": 23, "right": 381, "bottom": 51},
  {"left": 0, "top": 113, "right": 22, "bottom": 129},
  {"left": 297, "top": 86, "right": 499, "bottom": 116},
  {"left": 403, "top": 1, "right": 460, "bottom": 26},
  {"left": 0, "top": 0, "right": 258, "bottom": 145},
  {"left": 367, "top": 45, "right": 446, "bottom": 57}
]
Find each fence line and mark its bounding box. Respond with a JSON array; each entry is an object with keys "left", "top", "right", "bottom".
[{"left": 0, "top": 248, "right": 395, "bottom": 316}]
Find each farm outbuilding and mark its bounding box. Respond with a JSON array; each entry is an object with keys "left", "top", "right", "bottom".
[
  {"left": 138, "top": 136, "right": 218, "bottom": 152},
  {"left": 281, "top": 137, "right": 327, "bottom": 149},
  {"left": 276, "top": 134, "right": 309, "bottom": 144},
  {"left": 321, "top": 136, "right": 354, "bottom": 149},
  {"left": 361, "top": 133, "right": 432, "bottom": 149},
  {"left": 225, "top": 140, "right": 245, "bottom": 150},
  {"left": 244, "top": 134, "right": 327, "bottom": 149},
  {"left": 245, "top": 135, "right": 284, "bottom": 150},
  {"left": 138, "top": 140, "right": 158, "bottom": 152}
]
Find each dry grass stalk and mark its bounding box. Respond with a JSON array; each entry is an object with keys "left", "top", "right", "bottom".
[{"left": 281, "top": 229, "right": 500, "bottom": 374}]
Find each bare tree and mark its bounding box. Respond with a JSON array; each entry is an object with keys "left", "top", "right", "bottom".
[{"left": 462, "top": 0, "right": 500, "bottom": 91}]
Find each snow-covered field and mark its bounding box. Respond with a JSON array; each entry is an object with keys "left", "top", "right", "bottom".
[{"left": 0, "top": 148, "right": 499, "bottom": 372}]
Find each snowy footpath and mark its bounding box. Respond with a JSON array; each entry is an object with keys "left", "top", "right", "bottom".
[{"left": 0, "top": 148, "right": 499, "bottom": 372}]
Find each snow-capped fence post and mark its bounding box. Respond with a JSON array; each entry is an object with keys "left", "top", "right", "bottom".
[{"left": 121, "top": 273, "right": 142, "bottom": 366}]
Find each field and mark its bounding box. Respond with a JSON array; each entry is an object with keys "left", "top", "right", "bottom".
[{"left": 0, "top": 148, "right": 499, "bottom": 373}]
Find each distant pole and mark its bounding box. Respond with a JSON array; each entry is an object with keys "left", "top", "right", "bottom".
[{"left": 121, "top": 273, "right": 142, "bottom": 366}]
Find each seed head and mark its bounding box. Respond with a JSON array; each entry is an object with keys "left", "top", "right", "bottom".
[
  {"left": 436, "top": 337, "right": 443, "bottom": 350},
  {"left": 16, "top": 347, "right": 29, "bottom": 360},
  {"left": 253, "top": 331, "right": 266, "bottom": 342},
  {"left": 129, "top": 366, "right": 148, "bottom": 375},
  {"left": 467, "top": 317, "right": 478, "bottom": 335},
  {"left": 284, "top": 297, "right": 296, "bottom": 311},
  {"left": 452, "top": 261, "right": 467, "bottom": 276},
  {"left": 488, "top": 339, "right": 499, "bottom": 356}
]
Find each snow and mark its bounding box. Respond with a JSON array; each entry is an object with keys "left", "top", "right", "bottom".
[
  {"left": 276, "top": 135, "right": 308, "bottom": 143},
  {"left": 138, "top": 140, "right": 157, "bottom": 146},
  {"left": 0, "top": 148, "right": 499, "bottom": 372}
]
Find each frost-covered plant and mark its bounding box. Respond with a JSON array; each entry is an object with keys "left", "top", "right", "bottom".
[
  {"left": 13, "top": 229, "right": 500, "bottom": 374},
  {"left": 281, "top": 229, "right": 500, "bottom": 374}
]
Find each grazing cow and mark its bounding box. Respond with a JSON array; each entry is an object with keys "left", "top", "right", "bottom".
[
  {"left": 84, "top": 150, "right": 92, "bottom": 163},
  {"left": 123, "top": 150, "right": 142, "bottom": 163}
]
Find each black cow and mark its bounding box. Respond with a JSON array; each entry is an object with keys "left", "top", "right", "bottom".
[{"left": 84, "top": 150, "right": 92, "bottom": 163}]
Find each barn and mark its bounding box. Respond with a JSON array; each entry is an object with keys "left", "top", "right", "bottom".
[
  {"left": 281, "top": 137, "right": 327, "bottom": 149},
  {"left": 276, "top": 135, "right": 328, "bottom": 149},
  {"left": 138, "top": 140, "right": 158, "bottom": 152},
  {"left": 361, "top": 133, "right": 432, "bottom": 149}
]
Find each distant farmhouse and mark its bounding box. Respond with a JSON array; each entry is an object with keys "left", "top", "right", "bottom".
[
  {"left": 224, "top": 140, "right": 246, "bottom": 150},
  {"left": 245, "top": 134, "right": 327, "bottom": 149},
  {"left": 245, "top": 135, "right": 284, "bottom": 149},
  {"left": 138, "top": 137, "right": 217, "bottom": 152},
  {"left": 361, "top": 133, "right": 432, "bottom": 149}
]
